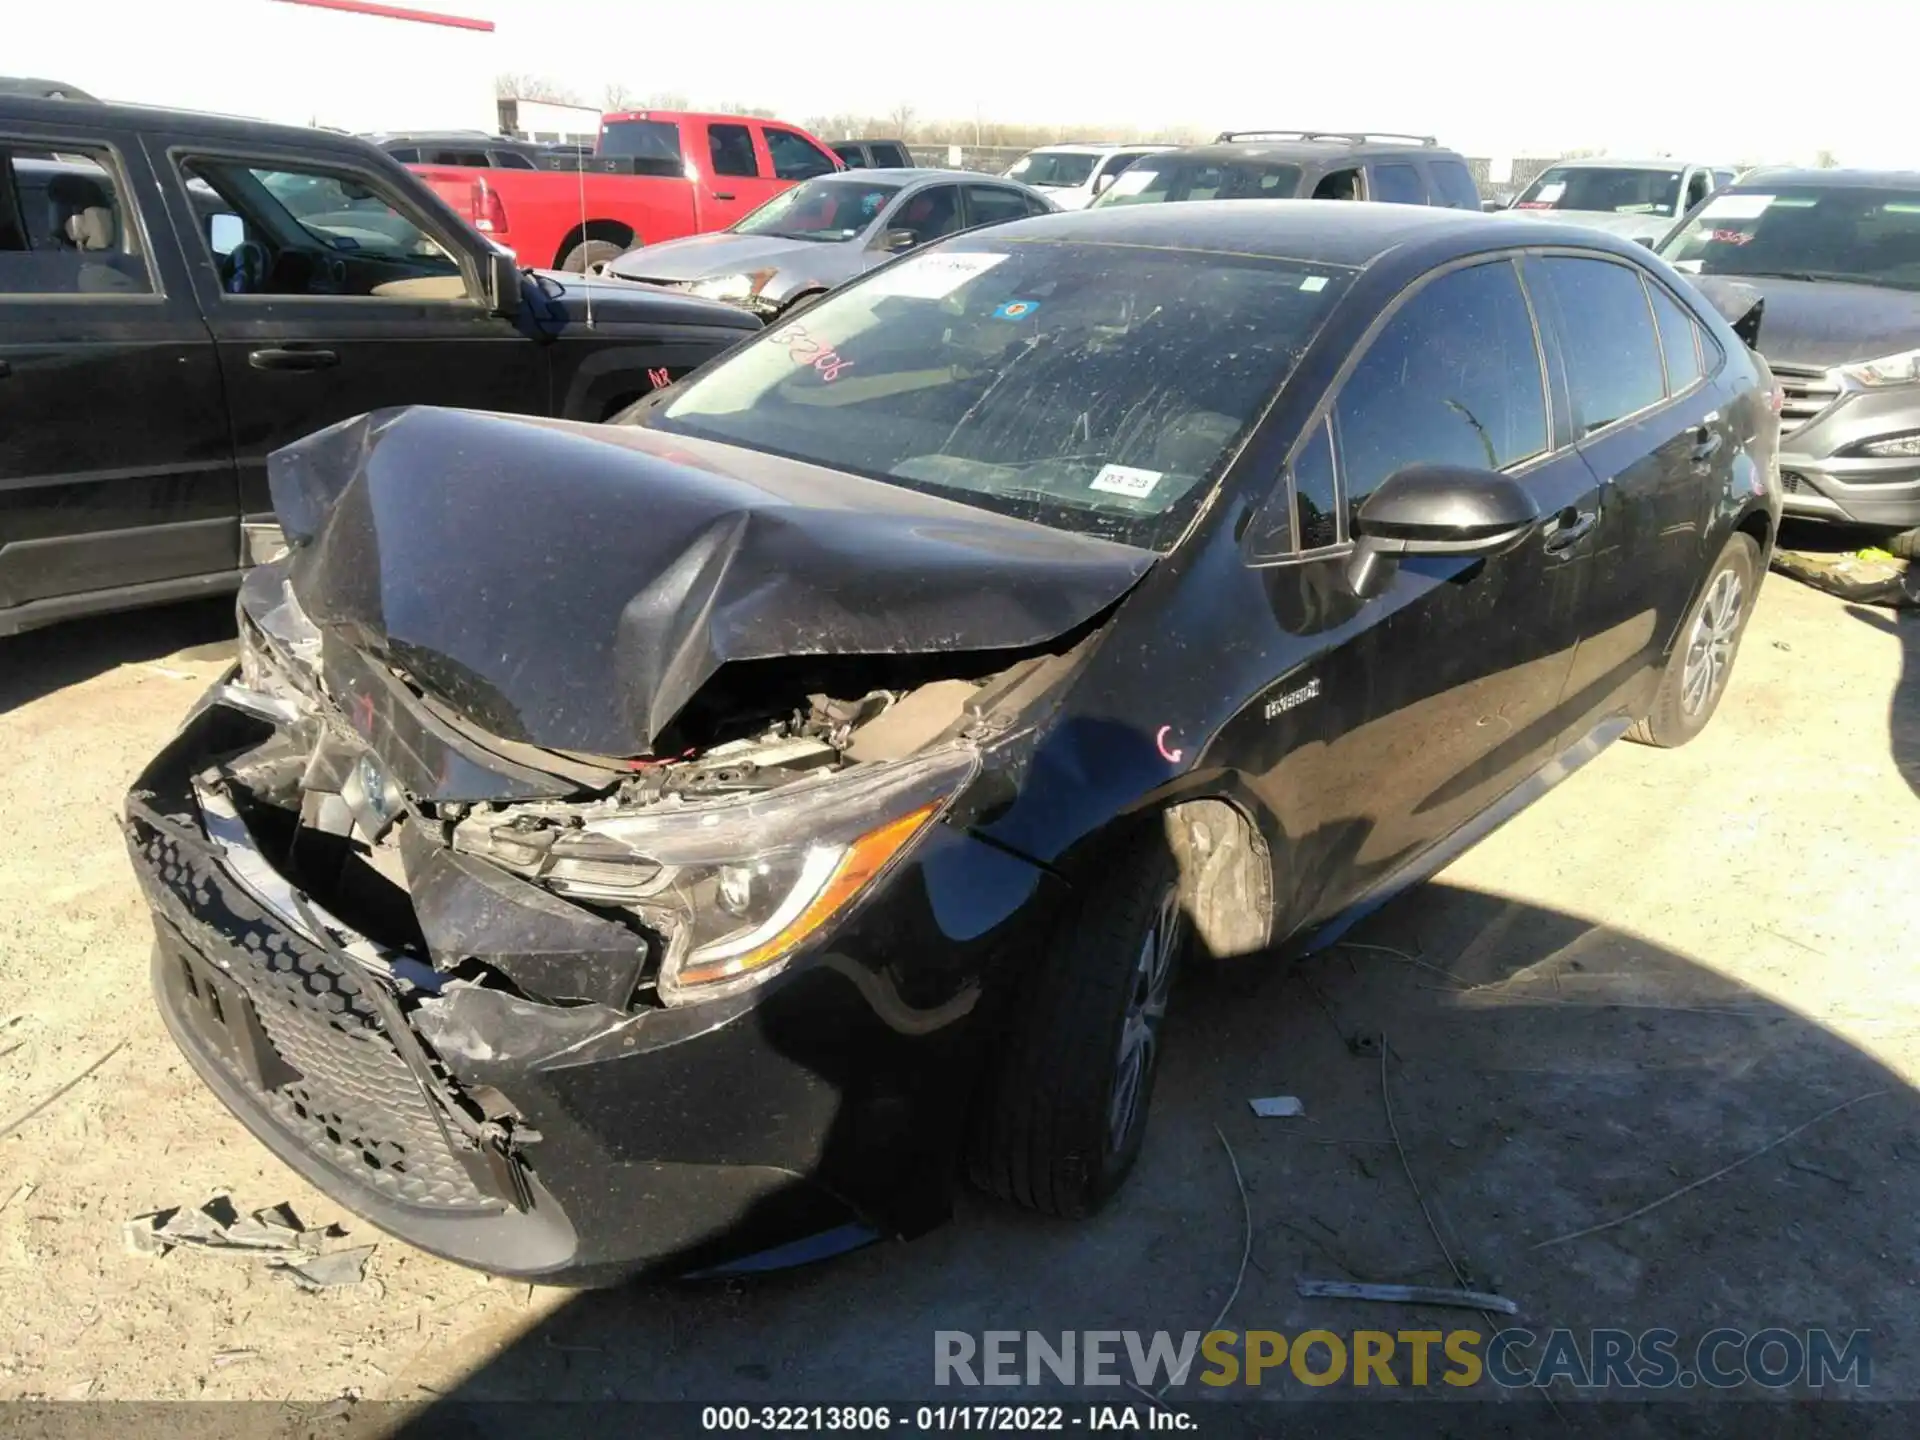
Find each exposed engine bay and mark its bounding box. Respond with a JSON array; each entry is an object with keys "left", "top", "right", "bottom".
[{"left": 210, "top": 567, "right": 1076, "bottom": 1013}]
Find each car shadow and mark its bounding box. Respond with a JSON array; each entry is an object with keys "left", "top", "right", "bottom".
[
  {"left": 1846, "top": 602, "right": 1920, "bottom": 800},
  {"left": 393, "top": 879, "right": 1916, "bottom": 1431},
  {"left": 0, "top": 598, "right": 235, "bottom": 715}
]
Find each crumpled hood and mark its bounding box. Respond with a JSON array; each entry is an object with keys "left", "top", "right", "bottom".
[
  {"left": 1701, "top": 275, "right": 1920, "bottom": 370},
  {"left": 268, "top": 407, "right": 1155, "bottom": 757}
]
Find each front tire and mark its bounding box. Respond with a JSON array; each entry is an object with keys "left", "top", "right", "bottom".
[
  {"left": 1887, "top": 526, "right": 1919, "bottom": 561},
  {"left": 968, "top": 833, "right": 1185, "bottom": 1218},
  {"left": 560, "top": 239, "right": 625, "bottom": 273},
  {"left": 1627, "top": 532, "right": 1760, "bottom": 748}
]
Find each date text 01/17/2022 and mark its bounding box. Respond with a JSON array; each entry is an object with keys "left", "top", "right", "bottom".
[{"left": 699, "top": 1404, "right": 1195, "bottom": 1431}]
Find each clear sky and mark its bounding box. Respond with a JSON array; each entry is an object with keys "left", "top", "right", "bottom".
[{"left": 15, "top": 0, "right": 1920, "bottom": 166}]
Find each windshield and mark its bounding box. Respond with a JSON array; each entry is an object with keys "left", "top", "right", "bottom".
[
  {"left": 733, "top": 178, "right": 902, "bottom": 240},
  {"left": 1659, "top": 185, "right": 1920, "bottom": 292},
  {"left": 646, "top": 238, "right": 1352, "bottom": 550},
  {"left": 1515, "top": 165, "right": 1682, "bottom": 217},
  {"left": 600, "top": 119, "right": 682, "bottom": 161},
  {"left": 1007, "top": 151, "right": 1099, "bottom": 188},
  {"left": 1092, "top": 159, "right": 1303, "bottom": 207}
]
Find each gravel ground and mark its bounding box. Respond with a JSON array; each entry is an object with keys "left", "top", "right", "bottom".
[{"left": 0, "top": 568, "right": 1915, "bottom": 1429}]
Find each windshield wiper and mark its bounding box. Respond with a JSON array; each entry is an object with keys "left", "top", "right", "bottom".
[{"left": 1727, "top": 269, "right": 1843, "bottom": 284}]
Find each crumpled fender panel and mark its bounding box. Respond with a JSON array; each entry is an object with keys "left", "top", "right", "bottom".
[{"left": 269, "top": 408, "right": 1155, "bottom": 756}]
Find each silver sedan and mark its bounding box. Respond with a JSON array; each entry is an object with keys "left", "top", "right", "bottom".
[{"left": 600, "top": 169, "right": 1056, "bottom": 318}]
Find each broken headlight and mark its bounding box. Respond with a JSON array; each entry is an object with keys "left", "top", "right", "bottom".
[{"left": 457, "top": 745, "right": 978, "bottom": 1005}]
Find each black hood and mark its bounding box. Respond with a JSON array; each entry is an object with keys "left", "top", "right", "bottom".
[
  {"left": 267, "top": 408, "right": 1155, "bottom": 757},
  {"left": 525, "top": 268, "right": 763, "bottom": 336},
  {"left": 1718, "top": 275, "right": 1920, "bottom": 370}
]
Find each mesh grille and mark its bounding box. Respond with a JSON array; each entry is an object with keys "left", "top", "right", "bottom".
[{"left": 133, "top": 815, "right": 495, "bottom": 1213}]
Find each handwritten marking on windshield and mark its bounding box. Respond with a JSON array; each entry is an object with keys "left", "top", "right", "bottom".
[
  {"left": 1155, "top": 726, "right": 1184, "bottom": 764},
  {"left": 770, "top": 323, "right": 854, "bottom": 382}
]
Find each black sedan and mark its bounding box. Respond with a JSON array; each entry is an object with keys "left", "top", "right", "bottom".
[{"left": 125, "top": 201, "right": 1781, "bottom": 1283}]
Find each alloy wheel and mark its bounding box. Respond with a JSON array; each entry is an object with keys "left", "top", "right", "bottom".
[
  {"left": 1681, "top": 567, "right": 1744, "bottom": 717},
  {"left": 1108, "top": 886, "right": 1182, "bottom": 1155}
]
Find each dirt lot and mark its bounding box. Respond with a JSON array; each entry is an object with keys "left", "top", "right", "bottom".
[{"left": 1, "top": 559, "right": 1916, "bottom": 1427}]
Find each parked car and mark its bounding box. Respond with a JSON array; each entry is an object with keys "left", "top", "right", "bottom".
[
  {"left": 365, "top": 131, "right": 555, "bottom": 170},
  {"left": 1001, "top": 143, "right": 1169, "bottom": 210},
  {"left": 1660, "top": 168, "right": 1920, "bottom": 555},
  {"left": 127, "top": 200, "right": 1779, "bottom": 1283},
  {"left": 1508, "top": 158, "right": 1737, "bottom": 246},
  {"left": 0, "top": 95, "right": 761, "bottom": 637},
  {"left": 0, "top": 77, "right": 97, "bottom": 101},
  {"left": 602, "top": 169, "right": 1054, "bottom": 317},
  {"left": 407, "top": 110, "right": 845, "bottom": 272},
  {"left": 831, "top": 138, "right": 914, "bottom": 170},
  {"left": 1088, "top": 130, "right": 1481, "bottom": 211}
]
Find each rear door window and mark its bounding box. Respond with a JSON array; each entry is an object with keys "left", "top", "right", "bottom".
[
  {"left": 765, "top": 126, "right": 836, "bottom": 181},
  {"left": 0, "top": 143, "right": 153, "bottom": 297},
  {"left": 1648, "top": 282, "right": 1705, "bottom": 393},
  {"left": 1371, "top": 162, "right": 1426, "bottom": 205},
  {"left": 1530, "top": 256, "right": 1667, "bottom": 432},
  {"left": 1428, "top": 159, "right": 1482, "bottom": 210},
  {"left": 490, "top": 150, "right": 535, "bottom": 170},
  {"left": 874, "top": 143, "right": 913, "bottom": 168},
  {"left": 1332, "top": 259, "right": 1549, "bottom": 528},
  {"left": 832, "top": 143, "right": 865, "bottom": 167},
  {"left": 425, "top": 149, "right": 490, "bottom": 167},
  {"left": 708, "top": 123, "right": 759, "bottom": 179},
  {"left": 964, "top": 184, "right": 1033, "bottom": 228},
  {"left": 386, "top": 146, "right": 420, "bottom": 164}
]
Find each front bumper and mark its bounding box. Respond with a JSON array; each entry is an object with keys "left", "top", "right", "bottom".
[
  {"left": 1775, "top": 375, "right": 1920, "bottom": 530},
  {"left": 125, "top": 694, "right": 1050, "bottom": 1283}
]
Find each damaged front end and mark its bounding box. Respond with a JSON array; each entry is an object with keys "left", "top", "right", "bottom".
[{"left": 127, "top": 559, "right": 1088, "bottom": 1280}]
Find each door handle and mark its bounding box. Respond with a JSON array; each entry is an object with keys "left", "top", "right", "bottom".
[
  {"left": 248, "top": 347, "right": 338, "bottom": 372},
  {"left": 1691, "top": 427, "right": 1724, "bottom": 463},
  {"left": 711, "top": 191, "right": 736, "bottom": 201},
  {"left": 1543, "top": 509, "right": 1597, "bottom": 554}
]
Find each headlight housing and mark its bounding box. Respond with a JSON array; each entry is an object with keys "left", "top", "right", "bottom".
[
  {"left": 454, "top": 745, "right": 978, "bottom": 1005},
  {"left": 1842, "top": 348, "right": 1920, "bottom": 387},
  {"left": 688, "top": 270, "right": 776, "bottom": 303}
]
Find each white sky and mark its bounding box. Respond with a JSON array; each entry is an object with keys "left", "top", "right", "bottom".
[{"left": 15, "top": 0, "right": 1920, "bottom": 167}]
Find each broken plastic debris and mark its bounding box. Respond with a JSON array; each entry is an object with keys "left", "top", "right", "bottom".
[
  {"left": 1248, "top": 1095, "right": 1305, "bottom": 1118},
  {"left": 1295, "top": 1277, "right": 1519, "bottom": 1315},
  {"left": 273, "top": 1245, "right": 375, "bottom": 1291},
  {"left": 124, "top": 1196, "right": 344, "bottom": 1265}
]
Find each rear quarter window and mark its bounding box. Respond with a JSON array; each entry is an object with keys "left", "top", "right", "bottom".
[{"left": 1429, "top": 159, "right": 1482, "bottom": 210}]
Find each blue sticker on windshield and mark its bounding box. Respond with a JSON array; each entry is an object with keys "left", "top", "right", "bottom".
[{"left": 993, "top": 300, "right": 1040, "bottom": 320}]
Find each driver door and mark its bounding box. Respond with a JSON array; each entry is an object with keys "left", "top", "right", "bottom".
[{"left": 143, "top": 132, "right": 545, "bottom": 522}]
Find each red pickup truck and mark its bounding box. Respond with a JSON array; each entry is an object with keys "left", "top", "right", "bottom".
[{"left": 410, "top": 111, "right": 844, "bottom": 272}]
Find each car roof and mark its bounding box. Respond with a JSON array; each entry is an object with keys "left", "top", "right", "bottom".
[
  {"left": 1021, "top": 143, "right": 1163, "bottom": 155},
  {"left": 369, "top": 131, "right": 520, "bottom": 144},
  {"left": 0, "top": 93, "right": 385, "bottom": 154},
  {"left": 1147, "top": 139, "right": 1463, "bottom": 166},
  {"left": 1731, "top": 166, "right": 1920, "bottom": 189},
  {"left": 826, "top": 167, "right": 1025, "bottom": 185},
  {"left": 1539, "top": 157, "right": 1711, "bottom": 171},
  {"left": 974, "top": 198, "right": 1634, "bottom": 268}
]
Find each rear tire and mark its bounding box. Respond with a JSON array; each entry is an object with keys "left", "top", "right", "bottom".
[
  {"left": 560, "top": 239, "right": 625, "bottom": 273},
  {"left": 1627, "top": 532, "right": 1760, "bottom": 748},
  {"left": 968, "top": 832, "right": 1185, "bottom": 1218}
]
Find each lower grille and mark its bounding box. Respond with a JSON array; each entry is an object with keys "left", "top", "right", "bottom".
[
  {"left": 133, "top": 817, "right": 495, "bottom": 1213},
  {"left": 1772, "top": 364, "right": 1841, "bottom": 436}
]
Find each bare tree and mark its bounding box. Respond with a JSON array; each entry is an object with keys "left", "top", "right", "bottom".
[
  {"left": 495, "top": 72, "right": 583, "bottom": 105},
  {"left": 1815, "top": 147, "right": 1840, "bottom": 169},
  {"left": 603, "top": 82, "right": 640, "bottom": 112},
  {"left": 887, "top": 103, "right": 917, "bottom": 140},
  {"left": 645, "top": 90, "right": 692, "bottom": 110}
]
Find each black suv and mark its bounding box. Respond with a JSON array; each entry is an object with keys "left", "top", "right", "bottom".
[
  {"left": 0, "top": 96, "right": 759, "bottom": 637},
  {"left": 1089, "top": 128, "right": 1482, "bottom": 210},
  {"left": 365, "top": 132, "right": 555, "bottom": 170},
  {"left": 1659, "top": 168, "right": 1920, "bottom": 554}
]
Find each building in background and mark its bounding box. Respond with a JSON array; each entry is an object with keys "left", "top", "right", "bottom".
[
  {"left": 497, "top": 97, "right": 600, "bottom": 147},
  {"left": 11, "top": 0, "right": 501, "bottom": 134}
]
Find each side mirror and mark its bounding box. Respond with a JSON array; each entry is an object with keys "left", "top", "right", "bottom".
[
  {"left": 485, "top": 247, "right": 522, "bottom": 317},
  {"left": 882, "top": 228, "right": 918, "bottom": 252},
  {"left": 1347, "top": 463, "right": 1540, "bottom": 597},
  {"left": 1480, "top": 199, "right": 1504, "bottom": 213},
  {"left": 1093, "top": 171, "right": 1117, "bottom": 196},
  {"left": 1635, "top": 235, "right": 1656, "bottom": 248}
]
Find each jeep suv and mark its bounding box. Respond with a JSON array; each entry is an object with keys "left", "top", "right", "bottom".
[{"left": 1089, "top": 130, "right": 1482, "bottom": 211}]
